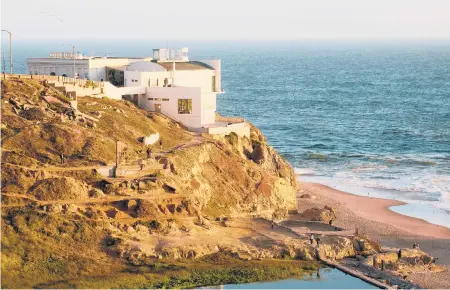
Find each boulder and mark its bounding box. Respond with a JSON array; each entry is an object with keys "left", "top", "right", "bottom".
[
  {"left": 106, "top": 209, "right": 128, "bottom": 220},
  {"left": 89, "top": 188, "right": 105, "bottom": 198},
  {"left": 250, "top": 143, "right": 267, "bottom": 164},
  {"left": 299, "top": 193, "right": 317, "bottom": 200},
  {"left": 300, "top": 206, "right": 336, "bottom": 222},
  {"left": 136, "top": 199, "right": 160, "bottom": 217},
  {"left": 47, "top": 204, "right": 63, "bottom": 213}
]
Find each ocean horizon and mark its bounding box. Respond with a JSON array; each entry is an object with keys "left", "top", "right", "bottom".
[{"left": 4, "top": 39, "right": 450, "bottom": 227}]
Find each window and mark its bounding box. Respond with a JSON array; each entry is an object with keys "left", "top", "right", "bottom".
[
  {"left": 155, "top": 98, "right": 162, "bottom": 101},
  {"left": 178, "top": 99, "right": 192, "bottom": 114},
  {"left": 147, "top": 98, "right": 154, "bottom": 100},
  {"left": 162, "top": 98, "right": 169, "bottom": 101},
  {"left": 212, "top": 76, "right": 216, "bottom": 92}
]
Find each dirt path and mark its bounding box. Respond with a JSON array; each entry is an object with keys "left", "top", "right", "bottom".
[{"left": 1, "top": 192, "right": 191, "bottom": 208}]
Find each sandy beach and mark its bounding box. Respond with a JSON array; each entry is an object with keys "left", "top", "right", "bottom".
[{"left": 298, "top": 181, "right": 450, "bottom": 289}]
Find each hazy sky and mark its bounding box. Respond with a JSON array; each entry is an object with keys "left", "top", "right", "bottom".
[{"left": 2, "top": 0, "right": 450, "bottom": 40}]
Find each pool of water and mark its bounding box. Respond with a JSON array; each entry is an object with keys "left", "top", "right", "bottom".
[{"left": 200, "top": 268, "right": 378, "bottom": 289}]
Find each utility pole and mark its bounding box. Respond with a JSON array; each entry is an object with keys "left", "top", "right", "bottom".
[{"left": 1, "top": 30, "right": 12, "bottom": 74}]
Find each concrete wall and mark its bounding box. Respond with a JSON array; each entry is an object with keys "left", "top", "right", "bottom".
[
  {"left": 207, "top": 122, "right": 250, "bottom": 138},
  {"left": 138, "top": 87, "right": 203, "bottom": 128},
  {"left": 103, "top": 82, "right": 146, "bottom": 100}
]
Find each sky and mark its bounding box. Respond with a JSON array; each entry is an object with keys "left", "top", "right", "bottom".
[{"left": 1, "top": 0, "right": 450, "bottom": 41}]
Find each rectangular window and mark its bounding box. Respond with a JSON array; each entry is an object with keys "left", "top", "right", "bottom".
[
  {"left": 178, "top": 99, "right": 192, "bottom": 114},
  {"left": 212, "top": 76, "right": 216, "bottom": 92},
  {"left": 155, "top": 98, "right": 162, "bottom": 101},
  {"left": 162, "top": 98, "right": 169, "bottom": 101},
  {"left": 147, "top": 98, "right": 154, "bottom": 100}
]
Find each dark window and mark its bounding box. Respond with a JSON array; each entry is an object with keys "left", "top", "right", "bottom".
[
  {"left": 148, "top": 98, "right": 154, "bottom": 100},
  {"left": 178, "top": 99, "right": 192, "bottom": 114},
  {"left": 162, "top": 98, "right": 169, "bottom": 101},
  {"left": 155, "top": 98, "right": 162, "bottom": 101}
]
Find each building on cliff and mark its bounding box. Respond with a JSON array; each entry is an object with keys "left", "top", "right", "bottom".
[{"left": 26, "top": 48, "right": 249, "bottom": 137}]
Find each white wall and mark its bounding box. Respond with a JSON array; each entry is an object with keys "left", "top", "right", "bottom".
[
  {"left": 138, "top": 87, "right": 203, "bottom": 128},
  {"left": 27, "top": 58, "right": 89, "bottom": 78},
  {"left": 172, "top": 70, "right": 216, "bottom": 92},
  {"left": 201, "top": 92, "right": 217, "bottom": 125},
  {"left": 200, "top": 59, "right": 221, "bottom": 92},
  {"left": 103, "top": 82, "right": 146, "bottom": 100}
]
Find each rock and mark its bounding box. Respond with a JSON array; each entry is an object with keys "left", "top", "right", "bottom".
[
  {"left": 29, "top": 177, "right": 89, "bottom": 201},
  {"left": 353, "top": 238, "right": 381, "bottom": 255},
  {"left": 106, "top": 209, "right": 128, "bottom": 219},
  {"left": 300, "top": 206, "right": 336, "bottom": 222},
  {"left": 251, "top": 143, "right": 267, "bottom": 164},
  {"left": 163, "top": 182, "right": 177, "bottom": 193},
  {"left": 63, "top": 204, "right": 78, "bottom": 213},
  {"left": 134, "top": 224, "right": 149, "bottom": 234},
  {"left": 91, "top": 111, "right": 102, "bottom": 118},
  {"left": 136, "top": 199, "right": 160, "bottom": 217},
  {"left": 127, "top": 199, "right": 138, "bottom": 211},
  {"left": 47, "top": 204, "right": 63, "bottom": 213},
  {"left": 89, "top": 188, "right": 105, "bottom": 198},
  {"left": 300, "top": 193, "right": 317, "bottom": 200},
  {"left": 143, "top": 133, "right": 160, "bottom": 145}
]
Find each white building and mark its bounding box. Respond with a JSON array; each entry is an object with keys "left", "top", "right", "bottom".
[
  {"left": 27, "top": 52, "right": 151, "bottom": 83},
  {"left": 27, "top": 47, "right": 249, "bottom": 137}
]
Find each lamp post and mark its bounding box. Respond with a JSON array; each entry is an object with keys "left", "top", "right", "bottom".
[
  {"left": 67, "top": 44, "right": 76, "bottom": 78},
  {"left": 1, "top": 30, "right": 12, "bottom": 74}
]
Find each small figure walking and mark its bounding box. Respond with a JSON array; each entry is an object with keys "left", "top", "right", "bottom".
[
  {"left": 140, "top": 163, "right": 144, "bottom": 170},
  {"left": 316, "top": 236, "right": 321, "bottom": 247},
  {"left": 271, "top": 220, "right": 274, "bottom": 229},
  {"left": 159, "top": 139, "right": 163, "bottom": 150},
  {"left": 310, "top": 234, "right": 315, "bottom": 245},
  {"left": 146, "top": 147, "right": 152, "bottom": 159},
  {"left": 329, "top": 219, "right": 333, "bottom": 226},
  {"left": 397, "top": 249, "right": 402, "bottom": 260},
  {"left": 60, "top": 152, "right": 65, "bottom": 164}
]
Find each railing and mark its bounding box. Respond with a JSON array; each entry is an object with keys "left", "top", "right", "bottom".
[{"left": 2, "top": 73, "right": 103, "bottom": 89}]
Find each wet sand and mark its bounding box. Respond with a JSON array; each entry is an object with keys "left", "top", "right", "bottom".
[{"left": 298, "top": 181, "right": 450, "bottom": 289}]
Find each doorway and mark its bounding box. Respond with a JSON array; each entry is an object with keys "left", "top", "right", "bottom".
[{"left": 155, "top": 104, "right": 161, "bottom": 113}]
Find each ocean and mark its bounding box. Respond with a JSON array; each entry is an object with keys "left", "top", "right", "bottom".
[{"left": 4, "top": 39, "right": 450, "bottom": 227}]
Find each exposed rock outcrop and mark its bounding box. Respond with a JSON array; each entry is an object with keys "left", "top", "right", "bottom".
[{"left": 28, "top": 177, "right": 89, "bottom": 200}]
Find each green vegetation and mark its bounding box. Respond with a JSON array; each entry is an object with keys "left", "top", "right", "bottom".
[{"left": 1, "top": 207, "right": 320, "bottom": 289}]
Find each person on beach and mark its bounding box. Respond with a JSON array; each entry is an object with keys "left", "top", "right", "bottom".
[
  {"left": 146, "top": 147, "right": 152, "bottom": 159},
  {"left": 316, "top": 236, "right": 321, "bottom": 247},
  {"left": 159, "top": 139, "right": 163, "bottom": 150},
  {"left": 329, "top": 219, "right": 333, "bottom": 226},
  {"left": 271, "top": 220, "right": 274, "bottom": 229},
  {"left": 398, "top": 249, "right": 402, "bottom": 259},
  {"left": 310, "top": 234, "right": 315, "bottom": 245},
  {"left": 60, "top": 152, "right": 65, "bottom": 164}
]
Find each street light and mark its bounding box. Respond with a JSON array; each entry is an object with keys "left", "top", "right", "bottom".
[
  {"left": 66, "top": 44, "right": 76, "bottom": 78},
  {"left": 1, "top": 30, "right": 12, "bottom": 74}
]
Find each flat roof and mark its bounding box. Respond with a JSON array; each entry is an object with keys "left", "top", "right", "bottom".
[{"left": 157, "top": 61, "right": 213, "bottom": 71}]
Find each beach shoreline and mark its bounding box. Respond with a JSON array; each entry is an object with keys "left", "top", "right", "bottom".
[
  {"left": 299, "top": 182, "right": 450, "bottom": 239},
  {"left": 297, "top": 181, "right": 450, "bottom": 289}
]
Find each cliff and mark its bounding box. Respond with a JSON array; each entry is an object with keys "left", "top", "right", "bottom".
[{"left": 1, "top": 78, "right": 298, "bottom": 288}]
